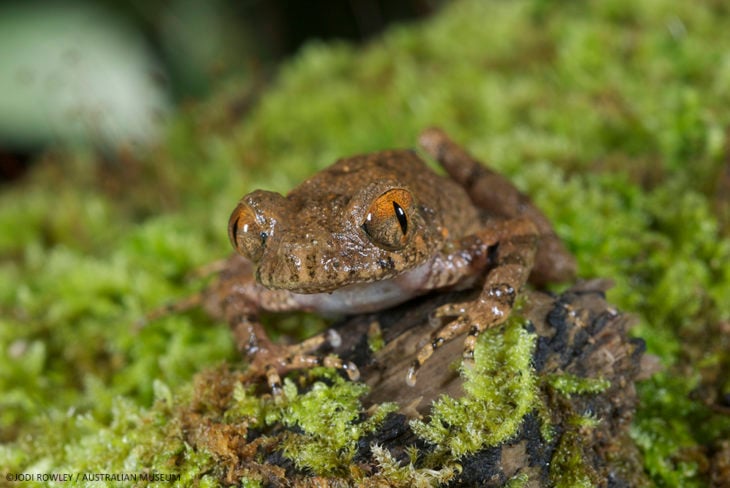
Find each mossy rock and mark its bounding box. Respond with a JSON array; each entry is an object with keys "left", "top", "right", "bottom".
[{"left": 182, "top": 280, "right": 646, "bottom": 486}]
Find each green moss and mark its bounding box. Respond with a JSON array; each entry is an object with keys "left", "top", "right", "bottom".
[
  {"left": 239, "top": 480, "right": 263, "bottom": 488},
  {"left": 367, "top": 321, "right": 385, "bottom": 353},
  {"left": 369, "top": 444, "right": 461, "bottom": 487},
  {"left": 546, "top": 373, "right": 612, "bottom": 398},
  {"left": 280, "top": 376, "right": 397, "bottom": 474},
  {"left": 504, "top": 473, "right": 530, "bottom": 488},
  {"left": 631, "top": 372, "right": 730, "bottom": 487},
  {"left": 224, "top": 369, "right": 398, "bottom": 477},
  {"left": 2, "top": 0, "right": 730, "bottom": 484},
  {"left": 411, "top": 316, "right": 537, "bottom": 458},
  {"left": 0, "top": 381, "right": 221, "bottom": 487},
  {"left": 549, "top": 428, "right": 597, "bottom": 488},
  {"left": 225, "top": 382, "right": 267, "bottom": 425}
]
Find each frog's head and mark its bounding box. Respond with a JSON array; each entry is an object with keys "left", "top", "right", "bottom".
[{"left": 228, "top": 171, "right": 443, "bottom": 294}]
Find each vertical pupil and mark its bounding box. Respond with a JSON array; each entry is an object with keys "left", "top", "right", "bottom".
[
  {"left": 393, "top": 202, "right": 408, "bottom": 234},
  {"left": 229, "top": 216, "right": 240, "bottom": 243}
]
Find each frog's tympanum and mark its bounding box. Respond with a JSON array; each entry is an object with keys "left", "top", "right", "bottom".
[{"left": 218, "top": 128, "right": 575, "bottom": 393}]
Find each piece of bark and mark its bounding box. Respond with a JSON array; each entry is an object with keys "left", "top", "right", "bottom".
[{"left": 331, "top": 280, "right": 647, "bottom": 486}]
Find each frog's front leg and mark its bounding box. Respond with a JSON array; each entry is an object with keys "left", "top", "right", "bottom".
[
  {"left": 406, "top": 217, "right": 538, "bottom": 386},
  {"left": 212, "top": 260, "right": 359, "bottom": 394},
  {"left": 228, "top": 311, "right": 359, "bottom": 394},
  {"left": 419, "top": 127, "right": 576, "bottom": 285}
]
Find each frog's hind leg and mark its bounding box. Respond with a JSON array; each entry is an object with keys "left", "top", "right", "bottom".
[
  {"left": 136, "top": 292, "right": 205, "bottom": 329},
  {"left": 407, "top": 217, "right": 538, "bottom": 386},
  {"left": 418, "top": 127, "right": 576, "bottom": 285},
  {"left": 136, "top": 258, "right": 232, "bottom": 329}
]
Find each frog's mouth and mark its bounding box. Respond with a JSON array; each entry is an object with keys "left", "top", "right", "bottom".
[
  {"left": 255, "top": 253, "right": 413, "bottom": 295},
  {"left": 276, "top": 260, "right": 435, "bottom": 315}
]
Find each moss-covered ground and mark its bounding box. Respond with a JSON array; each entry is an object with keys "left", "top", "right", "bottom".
[{"left": 2, "top": 0, "right": 730, "bottom": 485}]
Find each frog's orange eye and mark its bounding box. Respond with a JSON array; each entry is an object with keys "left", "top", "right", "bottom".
[
  {"left": 362, "top": 188, "right": 413, "bottom": 250},
  {"left": 228, "top": 203, "right": 266, "bottom": 261}
]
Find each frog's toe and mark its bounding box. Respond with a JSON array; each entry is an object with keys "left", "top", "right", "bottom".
[
  {"left": 321, "top": 355, "right": 360, "bottom": 381},
  {"left": 429, "top": 301, "right": 471, "bottom": 329},
  {"left": 341, "top": 360, "right": 360, "bottom": 381},
  {"left": 262, "top": 363, "right": 285, "bottom": 397},
  {"left": 408, "top": 314, "right": 473, "bottom": 386},
  {"left": 433, "top": 302, "right": 469, "bottom": 319},
  {"left": 406, "top": 360, "right": 420, "bottom": 387},
  {"left": 249, "top": 349, "right": 362, "bottom": 396}
]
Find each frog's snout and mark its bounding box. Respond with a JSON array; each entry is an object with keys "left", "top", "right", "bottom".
[{"left": 256, "top": 234, "right": 351, "bottom": 294}]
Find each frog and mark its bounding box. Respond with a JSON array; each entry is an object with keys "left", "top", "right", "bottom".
[{"left": 190, "top": 128, "right": 576, "bottom": 394}]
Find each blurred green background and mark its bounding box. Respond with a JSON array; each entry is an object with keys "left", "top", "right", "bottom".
[{"left": 1, "top": 0, "right": 729, "bottom": 486}]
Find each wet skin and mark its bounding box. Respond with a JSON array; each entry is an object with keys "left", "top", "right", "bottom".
[{"left": 216, "top": 128, "right": 576, "bottom": 392}]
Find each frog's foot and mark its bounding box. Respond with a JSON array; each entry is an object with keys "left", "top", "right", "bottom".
[
  {"left": 407, "top": 295, "right": 513, "bottom": 386},
  {"left": 230, "top": 319, "right": 360, "bottom": 395},
  {"left": 242, "top": 336, "right": 359, "bottom": 396}
]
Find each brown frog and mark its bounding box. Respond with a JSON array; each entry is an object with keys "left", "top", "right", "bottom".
[{"left": 189, "top": 128, "right": 576, "bottom": 393}]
